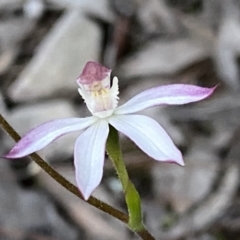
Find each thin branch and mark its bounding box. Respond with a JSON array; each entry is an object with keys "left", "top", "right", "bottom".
[
  {"left": 0, "top": 113, "right": 128, "bottom": 223},
  {"left": 137, "top": 230, "right": 156, "bottom": 240}
]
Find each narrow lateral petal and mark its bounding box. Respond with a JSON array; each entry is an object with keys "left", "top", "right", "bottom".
[
  {"left": 74, "top": 120, "right": 109, "bottom": 200},
  {"left": 109, "top": 115, "right": 184, "bottom": 166},
  {"left": 6, "top": 117, "right": 97, "bottom": 158},
  {"left": 115, "top": 84, "right": 216, "bottom": 114}
]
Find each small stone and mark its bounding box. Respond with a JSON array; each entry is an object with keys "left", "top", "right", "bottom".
[
  {"left": 117, "top": 37, "right": 211, "bottom": 80},
  {"left": 0, "top": 180, "right": 78, "bottom": 239},
  {"left": 152, "top": 139, "right": 219, "bottom": 213},
  {"left": 0, "top": 17, "right": 35, "bottom": 74},
  {"left": 215, "top": 12, "right": 240, "bottom": 90},
  {"left": 0, "top": 0, "right": 23, "bottom": 9},
  {"left": 23, "top": 0, "right": 45, "bottom": 19},
  {"left": 7, "top": 10, "right": 102, "bottom": 102},
  {"left": 136, "top": 0, "right": 179, "bottom": 36},
  {"left": 18, "top": 190, "right": 78, "bottom": 239},
  {"left": 166, "top": 92, "right": 240, "bottom": 125},
  {"left": 47, "top": 0, "right": 115, "bottom": 23},
  {"left": 0, "top": 92, "right": 6, "bottom": 115},
  {"left": 39, "top": 168, "right": 128, "bottom": 240}
]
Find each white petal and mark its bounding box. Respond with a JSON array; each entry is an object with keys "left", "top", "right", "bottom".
[
  {"left": 74, "top": 120, "right": 109, "bottom": 200},
  {"left": 109, "top": 115, "right": 184, "bottom": 165},
  {"left": 115, "top": 84, "right": 215, "bottom": 114},
  {"left": 110, "top": 76, "right": 119, "bottom": 109},
  {"left": 6, "top": 117, "right": 97, "bottom": 158}
]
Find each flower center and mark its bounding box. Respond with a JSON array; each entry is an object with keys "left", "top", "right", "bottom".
[
  {"left": 89, "top": 83, "right": 112, "bottom": 111},
  {"left": 77, "top": 62, "right": 119, "bottom": 118},
  {"left": 78, "top": 77, "right": 119, "bottom": 118}
]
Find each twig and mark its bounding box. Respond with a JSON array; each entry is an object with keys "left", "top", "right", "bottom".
[{"left": 0, "top": 113, "right": 128, "bottom": 223}]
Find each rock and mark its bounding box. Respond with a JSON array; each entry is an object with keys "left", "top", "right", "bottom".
[
  {"left": 0, "top": 160, "right": 25, "bottom": 234},
  {"left": 18, "top": 190, "right": 78, "bottom": 239},
  {"left": 111, "top": 0, "right": 136, "bottom": 16},
  {"left": 167, "top": 0, "right": 240, "bottom": 90},
  {"left": 186, "top": 234, "right": 216, "bottom": 240},
  {"left": 0, "top": 181, "right": 78, "bottom": 239},
  {"left": 136, "top": 0, "right": 179, "bottom": 37},
  {"left": 161, "top": 89, "right": 240, "bottom": 188},
  {"left": 117, "top": 37, "right": 211, "bottom": 80},
  {"left": 23, "top": 0, "right": 45, "bottom": 19},
  {"left": 0, "top": 17, "right": 35, "bottom": 74},
  {"left": 39, "top": 167, "right": 129, "bottom": 240},
  {"left": 0, "top": 156, "right": 78, "bottom": 239},
  {"left": 47, "top": 0, "right": 115, "bottom": 23},
  {"left": 163, "top": 162, "right": 239, "bottom": 239},
  {"left": 5, "top": 100, "right": 81, "bottom": 162},
  {"left": 0, "top": 0, "right": 23, "bottom": 9},
  {"left": 7, "top": 9, "right": 102, "bottom": 102},
  {"left": 165, "top": 92, "right": 240, "bottom": 125},
  {"left": 0, "top": 49, "right": 17, "bottom": 74},
  {"left": 152, "top": 139, "right": 219, "bottom": 212},
  {"left": 215, "top": 5, "right": 240, "bottom": 90},
  {"left": 0, "top": 92, "right": 6, "bottom": 115}
]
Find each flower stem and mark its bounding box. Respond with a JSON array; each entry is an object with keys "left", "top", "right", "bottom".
[
  {"left": 0, "top": 114, "right": 127, "bottom": 223},
  {"left": 106, "top": 125, "right": 155, "bottom": 239}
]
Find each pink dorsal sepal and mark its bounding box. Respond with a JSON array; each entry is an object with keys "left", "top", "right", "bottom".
[{"left": 78, "top": 61, "right": 111, "bottom": 85}]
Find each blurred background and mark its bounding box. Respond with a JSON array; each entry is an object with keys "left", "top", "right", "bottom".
[{"left": 0, "top": 0, "right": 240, "bottom": 239}]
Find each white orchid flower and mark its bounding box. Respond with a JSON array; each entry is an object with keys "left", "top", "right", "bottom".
[{"left": 6, "top": 61, "right": 215, "bottom": 200}]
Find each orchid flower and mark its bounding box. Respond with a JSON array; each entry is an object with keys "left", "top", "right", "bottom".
[{"left": 6, "top": 61, "right": 215, "bottom": 200}]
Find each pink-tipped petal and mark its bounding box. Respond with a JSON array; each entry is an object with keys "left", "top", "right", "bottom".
[
  {"left": 109, "top": 115, "right": 184, "bottom": 166},
  {"left": 74, "top": 120, "right": 109, "bottom": 200},
  {"left": 115, "top": 84, "right": 216, "bottom": 114},
  {"left": 6, "top": 117, "right": 97, "bottom": 159}
]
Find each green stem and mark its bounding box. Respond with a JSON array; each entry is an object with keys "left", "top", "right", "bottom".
[
  {"left": 106, "top": 126, "right": 144, "bottom": 231},
  {"left": 106, "top": 126, "right": 156, "bottom": 239}
]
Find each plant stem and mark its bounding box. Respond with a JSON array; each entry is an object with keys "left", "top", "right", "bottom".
[
  {"left": 0, "top": 113, "right": 128, "bottom": 223},
  {"left": 106, "top": 125, "right": 155, "bottom": 239}
]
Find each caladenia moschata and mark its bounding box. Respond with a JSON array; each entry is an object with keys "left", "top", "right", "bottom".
[{"left": 5, "top": 61, "right": 216, "bottom": 238}]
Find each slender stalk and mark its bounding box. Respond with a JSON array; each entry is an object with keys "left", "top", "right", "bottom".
[
  {"left": 106, "top": 125, "right": 155, "bottom": 239},
  {"left": 0, "top": 114, "right": 128, "bottom": 223}
]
